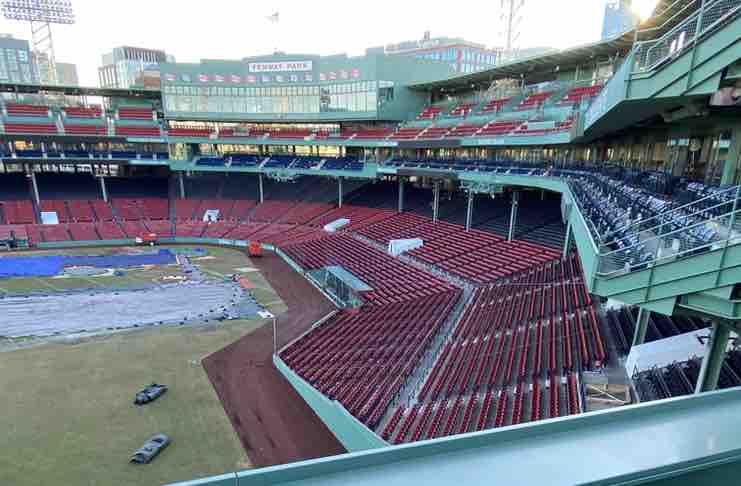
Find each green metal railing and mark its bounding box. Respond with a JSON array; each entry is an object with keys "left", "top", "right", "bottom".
[
  {"left": 633, "top": 0, "right": 741, "bottom": 72},
  {"left": 602, "top": 185, "right": 741, "bottom": 247},
  {"left": 596, "top": 186, "right": 741, "bottom": 277}
]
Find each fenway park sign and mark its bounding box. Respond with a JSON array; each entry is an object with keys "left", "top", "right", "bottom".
[{"left": 248, "top": 61, "right": 313, "bottom": 73}]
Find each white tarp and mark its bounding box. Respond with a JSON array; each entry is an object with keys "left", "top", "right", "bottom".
[
  {"left": 40, "top": 211, "right": 59, "bottom": 225},
  {"left": 324, "top": 218, "right": 350, "bottom": 233},
  {"left": 388, "top": 238, "right": 423, "bottom": 257},
  {"left": 203, "top": 209, "right": 220, "bottom": 222},
  {"left": 626, "top": 329, "right": 715, "bottom": 374}
]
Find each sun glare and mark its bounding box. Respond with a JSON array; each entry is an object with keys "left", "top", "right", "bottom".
[{"left": 632, "top": 0, "right": 660, "bottom": 21}]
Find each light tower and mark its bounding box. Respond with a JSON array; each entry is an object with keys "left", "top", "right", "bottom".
[
  {"left": 499, "top": 0, "right": 525, "bottom": 63},
  {"left": 1, "top": 0, "right": 76, "bottom": 85}
]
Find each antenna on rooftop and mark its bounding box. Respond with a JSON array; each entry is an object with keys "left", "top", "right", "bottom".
[
  {"left": 499, "top": 0, "right": 524, "bottom": 63},
  {"left": 1, "top": 0, "right": 76, "bottom": 85}
]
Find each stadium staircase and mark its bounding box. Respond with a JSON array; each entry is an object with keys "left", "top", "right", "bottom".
[{"left": 582, "top": 0, "right": 741, "bottom": 138}]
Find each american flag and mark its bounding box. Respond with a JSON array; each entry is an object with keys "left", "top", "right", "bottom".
[
  {"left": 246, "top": 75, "right": 257, "bottom": 84},
  {"left": 164, "top": 73, "right": 176, "bottom": 82},
  {"left": 230, "top": 74, "right": 242, "bottom": 83},
  {"left": 198, "top": 73, "right": 209, "bottom": 82},
  {"left": 340, "top": 70, "right": 348, "bottom": 79},
  {"left": 305, "top": 74, "right": 313, "bottom": 82},
  {"left": 290, "top": 74, "right": 298, "bottom": 82},
  {"left": 214, "top": 74, "right": 225, "bottom": 83},
  {"left": 262, "top": 75, "right": 270, "bottom": 83},
  {"left": 319, "top": 73, "right": 326, "bottom": 81},
  {"left": 351, "top": 68, "right": 360, "bottom": 78},
  {"left": 328, "top": 71, "right": 336, "bottom": 80},
  {"left": 275, "top": 75, "right": 284, "bottom": 83}
]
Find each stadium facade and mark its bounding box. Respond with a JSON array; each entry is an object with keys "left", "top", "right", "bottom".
[{"left": 2, "top": 0, "right": 741, "bottom": 484}]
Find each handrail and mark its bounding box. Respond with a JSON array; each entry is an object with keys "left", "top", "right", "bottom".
[
  {"left": 596, "top": 203, "right": 741, "bottom": 277},
  {"left": 633, "top": 0, "right": 741, "bottom": 72},
  {"left": 602, "top": 185, "right": 740, "bottom": 244}
]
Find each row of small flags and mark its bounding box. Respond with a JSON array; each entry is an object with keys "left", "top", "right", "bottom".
[{"left": 163, "top": 69, "right": 361, "bottom": 84}]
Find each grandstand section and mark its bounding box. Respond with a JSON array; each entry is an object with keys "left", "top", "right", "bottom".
[{"left": 2, "top": 1, "right": 741, "bottom": 485}]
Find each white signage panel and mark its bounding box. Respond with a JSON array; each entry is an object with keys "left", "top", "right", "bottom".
[{"left": 248, "top": 61, "right": 313, "bottom": 73}]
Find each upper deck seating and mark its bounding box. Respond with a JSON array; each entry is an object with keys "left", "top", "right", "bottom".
[
  {"left": 390, "top": 127, "right": 425, "bottom": 140},
  {"left": 268, "top": 129, "right": 312, "bottom": 139},
  {"left": 229, "top": 153, "right": 262, "bottom": 167},
  {"left": 167, "top": 127, "right": 214, "bottom": 137},
  {"left": 352, "top": 128, "right": 394, "bottom": 140},
  {"left": 418, "top": 127, "right": 450, "bottom": 139},
  {"left": 558, "top": 85, "right": 602, "bottom": 105},
  {"left": 416, "top": 106, "right": 442, "bottom": 120},
  {"left": 196, "top": 157, "right": 226, "bottom": 167},
  {"left": 475, "top": 121, "right": 523, "bottom": 137},
  {"left": 447, "top": 103, "right": 476, "bottom": 118},
  {"left": 117, "top": 106, "right": 154, "bottom": 121},
  {"left": 445, "top": 124, "right": 483, "bottom": 138},
  {"left": 5, "top": 103, "right": 49, "bottom": 117},
  {"left": 3, "top": 123, "right": 58, "bottom": 135},
  {"left": 114, "top": 125, "right": 161, "bottom": 137},
  {"left": 478, "top": 98, "right": 510, "bottom": 114},
  {"left": 62, "top": 106, "right": 103, "bottom": 118},
  {"left": 323, "top": 156, "right": 363, "bottom": 171},
  {"left": 64, "top": 124, "right": 107, "bottom": 136},
  {"left": 515, "top": 92, "right": 553, "bottom": 110}
]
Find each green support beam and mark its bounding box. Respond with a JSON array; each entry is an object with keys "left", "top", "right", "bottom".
[
  {"left": 398, "top": 177, "right": 404, "bottom": 213},
  {"left": 465, "top": 191, "right": 474, "bottom": 231},
  {"left": 432, "top": 181, "right": 440, "bottom": 222},
  {"left": 562, "top": 222, "right": 572, "bottom": 259},
  {"left": 178, "top": 172, "right": 185, "bottom": 199},
  {"left": 508, "top": 191, "right": 519, "bottom": 242},
  {"left": 632, "top": 307, "right": 651, "bottom": 347},
  {"left": 695, "top": 323, "right": 732, "bottom": 393}
]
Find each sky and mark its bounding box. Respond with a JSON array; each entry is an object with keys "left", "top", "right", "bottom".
[{"left": 1, "top": 0, "right": 613, "bottom": 86}]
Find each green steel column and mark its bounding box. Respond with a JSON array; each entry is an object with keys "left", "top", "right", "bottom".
[
  {"left": 178, "top": 172, "right": 185, "bottom": 199},
  {"left": 562, "top": 222, "right": 572, "bottom": 259},
  {"left": 685, "top": 0, "right": 707, "bottom": 91},
  {"left": 338, "top": 177, "right": 343, "bottom": 208},
  {"left": 99, "top": 176, "right": 108, "bottom": 203},
  {"left": 259, "top": 173, "right": 264, "bottom": 204},
  {"left": 28, "top": 169, "right": 40, "bottom": 206},
  {"left": 695, "top": 323, "right": 731, "bottom": 394},
  {"left": 433, "top": 181, "right": 440, "bottom": 222},
  {"left": 508, "top": 191, "right": 519, "bottom": 242},
  {"left": 398, "top": 177, "right": 404, "bottom": 213},
  {"left": 721, "top": 128, "right": 741, "bottom": 186},
  {"left": 632, "top": 307, "right": 650, "bottom": 348},
  {"left": 466, "top": 191, "right": 474, "bottom": 231}
]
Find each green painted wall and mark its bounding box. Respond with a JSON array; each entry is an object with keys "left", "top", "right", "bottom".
[
  {"left": 273, "top": 355, "right": 388, "bottom": 452},
  {"left": 164, "top": 388, "right": 741, "bottom": 486},
  {"left": 160, "top": 52, "right": 453, "bottom": 123}
]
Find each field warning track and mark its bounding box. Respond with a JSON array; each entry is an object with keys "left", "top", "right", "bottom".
[{"left": 202, "top": 252, "right": 346, "bottom": 467}]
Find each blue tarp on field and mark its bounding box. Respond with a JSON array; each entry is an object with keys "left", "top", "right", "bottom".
[
  {"left": 0, "top": 256, "right": 64, "bottom": 278},
  {"left": 62, "top": 249, "right": 176, "bottom": 269},
  {"left": 0, "top": 249, "right": 177, "bottom": 278}
]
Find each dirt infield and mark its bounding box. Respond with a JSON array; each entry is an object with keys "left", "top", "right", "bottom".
[{"left": 202, "top": 252, "right": 346, "bottom": 467}]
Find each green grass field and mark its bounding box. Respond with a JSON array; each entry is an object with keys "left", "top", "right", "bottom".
[
  {"left": 0, "top": 319, "right": 261, "bottom": 486},
  {"left": 0, "top": 245, "right": 286, "bottom": 485}
]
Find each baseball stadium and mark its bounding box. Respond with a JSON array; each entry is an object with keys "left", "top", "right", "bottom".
[{"left": 2, "top": 0, "right": 741, "bottom": 485}]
